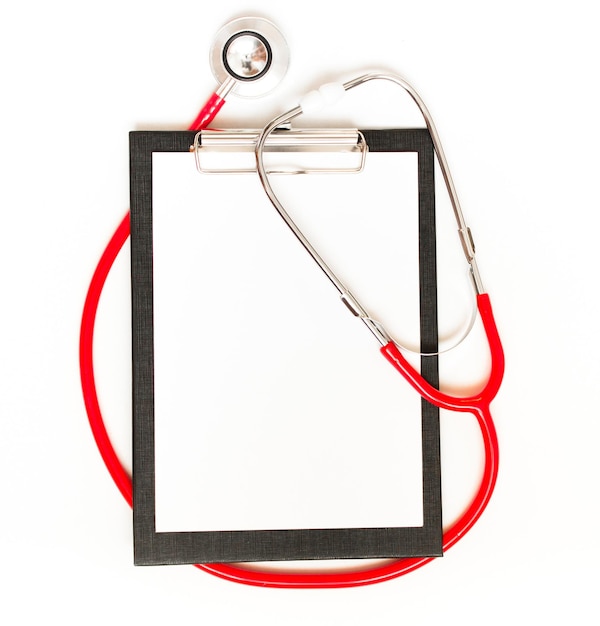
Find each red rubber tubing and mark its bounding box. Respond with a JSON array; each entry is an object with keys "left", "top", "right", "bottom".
[
  {"left": 380, "top": 294, "right": 505, "bottom": 415},
  {"left": 80, "top": 212, "right": 133, "bottom": 505},
  {"left": 189, "top": 92, "right": 226, "bottom": 132},
  {"left": 79, "top": 96, "right": 504, "bottom": 587}
]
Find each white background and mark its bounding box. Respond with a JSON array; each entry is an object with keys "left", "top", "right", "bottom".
[{"left": 1, "top": 1, "right": 598, "bottom": 623}]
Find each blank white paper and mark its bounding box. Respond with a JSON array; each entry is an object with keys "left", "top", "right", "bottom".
[{"left": 152, "top": 149, "right": 425, "bottom": 532}]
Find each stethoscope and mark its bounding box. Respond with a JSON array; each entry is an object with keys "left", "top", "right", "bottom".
[
  {"left": 190, "top": 17, "right": 290, "bottom": 128},
  {"left": 80, "top": 16, "right": 504, "bottom": 589}
]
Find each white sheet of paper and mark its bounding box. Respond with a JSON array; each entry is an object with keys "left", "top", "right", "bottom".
[{"left": 152, "top": 149, "right": 426, "bottom": 532}]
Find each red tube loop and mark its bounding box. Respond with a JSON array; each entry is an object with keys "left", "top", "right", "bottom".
[{"left": 380, "top": 293, "right": 504, "bottom": 414}]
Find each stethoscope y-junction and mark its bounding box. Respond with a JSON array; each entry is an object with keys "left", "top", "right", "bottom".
[{"left": 80, "top": 16, "right": 504, "bottom": 589}]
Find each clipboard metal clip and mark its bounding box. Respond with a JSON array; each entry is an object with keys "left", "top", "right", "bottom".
[{"left": 191, "top": 128, "right": 367, "bottom": 174}]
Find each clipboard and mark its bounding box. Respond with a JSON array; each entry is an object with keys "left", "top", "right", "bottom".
[{"left": 130, "top": 128, "right": 442, "bottom": 565}]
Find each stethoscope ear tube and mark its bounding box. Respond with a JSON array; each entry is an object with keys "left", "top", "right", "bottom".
[{"left": 255, "top": 73, "right": 495, "bottom": 350}]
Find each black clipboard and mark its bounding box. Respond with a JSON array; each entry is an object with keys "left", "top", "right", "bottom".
[{"left": 130, "top": 129, "right": 442, "bottom": 565}]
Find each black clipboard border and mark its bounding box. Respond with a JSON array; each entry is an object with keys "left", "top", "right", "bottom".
[{"left": 130, "top": 129, "right": 442, "bottom": 564}]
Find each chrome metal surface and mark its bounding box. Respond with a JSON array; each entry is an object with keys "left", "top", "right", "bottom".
[
  {"left": 342, "top": 73, "right": 485, "bottom": 294},
  {"left": 210, "top": 17, "right": 289, "bottom": 98},
  {"left": 224, "top": 33, "right": 270, "bottom": 80},
  {"left": 215, "top": 76, "right": 236, "bottom": 98},
  {"left": 193, "top": 128, "right": 367, "bottom": 174}
]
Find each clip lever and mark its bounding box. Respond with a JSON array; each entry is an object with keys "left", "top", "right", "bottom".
[{"left": 192, "top": 128, "right": 367, "bottom": 174}]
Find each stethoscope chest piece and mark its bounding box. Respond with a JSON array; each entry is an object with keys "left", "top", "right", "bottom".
[{"left": 210, "top": 17, "right": 289, "bottom": 97}]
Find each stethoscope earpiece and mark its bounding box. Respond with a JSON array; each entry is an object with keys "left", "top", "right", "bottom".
[{"left": 210, "top": 17, "right": 289, "bottom": 98}]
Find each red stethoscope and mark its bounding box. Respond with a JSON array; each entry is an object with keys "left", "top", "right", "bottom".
[{"left": 80, "top": 17, "right": 504, "bottom": 588}]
